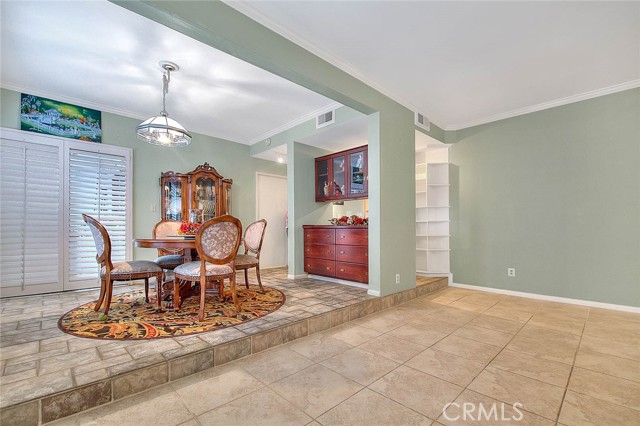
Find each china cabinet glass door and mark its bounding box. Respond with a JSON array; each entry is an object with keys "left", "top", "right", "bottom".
[
  {"left": 349, "top": 150, "right": 367, "bottom": 196},
  {"left": 195, "top": 177, "right": 216, "bottom": 221},
  {"left": 332, "top": 155, "right": 346, "bottom": 198},
  {"left": 316, "top": 159, "right": 329, "bottom": 200},
  {"left": 163, "top": 179, "right": 184, "bottom": 221}
]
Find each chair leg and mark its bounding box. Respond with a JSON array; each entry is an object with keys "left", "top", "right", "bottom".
[
  {"left": 104, "top": 279, "right": 114, "bottom": 315},
  {"left": 230, "top": 274, "right": 241, "bottom": 313},
  {"left": 255, "top": 266, "right": 264, "bottom": 292},
  {"left": 244, "top": 269, "right": 249, "bottom": 289},
  {"left": 144, "top": 278, "right": 150, "bottom": 303},
  {"left": 94, "top": 278, "right": 106, "bottom": 311},
  {"left": 198, "top": 275, "right": 207, "bottom": 321},
  {"left": 155, "top": 274, "right": 163, "bottom": 311},
  {"left": 173, "top": 279, "right": 181, "bottom": 310}
]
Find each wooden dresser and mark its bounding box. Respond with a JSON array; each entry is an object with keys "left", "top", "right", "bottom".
[{"left": 303, "top": 225, "right": 368, "bottom": 284}]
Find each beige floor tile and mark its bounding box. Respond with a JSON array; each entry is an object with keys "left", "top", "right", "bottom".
[
  {"left": 447, "top": 301, "right": 491, "bottom": 313},
  {"left": 316, "top": 388, "right": 433, "bottom": 426},
  {"left": 579, "top": 335, "right": 640, "bottom": 361},
  {"left": 517, "top": 324, "right": 580, "bottom": 345},
  {"left": 468, "top": 366, "right": 565, "bottom": 420},
  {"left": 457, "top": 294, "right": 504, "bottom": 306},
  {"left": 320, "top": 347, "right": 399, "bottom": 386},
  {"left": 287, "top": 334, "right": 353, "bottom": 362},
  {"left": 588, "top": 308, "right": 640, "bottom": 324},
  {"left": 172, "top": 367, "right": 263, "bottom": 415},
  {"left": 583, "top": 318, "right": 640, "bottom": 346},
  {"left": 270, "top": 364, "right": 362, "bottom": 418},
  {"left": 197, "top": 387, "right": 312, "bottom": 426},
  {"left": 408, "top": 316, "right": 463, "bottom": 334},
  {"left": 388, "top": 324, "right": 448, "bottom": 347},
  {"left": 483, "top": 306, "right": 533, "bottom": 323},
  {"left": 428, "top": 306, "right": 480, "bottom": 325},
  {"left": 405, "top": 348, "right": 486, "bottom": 387},
  {"left": 568, "top": 367, "right": 640, "bottom": 410},
  {"left": 558, "top": 390, "right": 640, "bottom": 426},
  {"left": 489, "top": 349, "right": 572, "bottom": 387},
  {"left": 324, "top": 324, "right": 382, "bottom": 346},
  {"left": 437, "top": 389, "right": 555, "bottom": 426},
  {"left": 351, "top": 311, "right": 412, "bottom": 333},
  {"left": 575, "top": 349, "right": 640, "bottom": 383},
  {"left": 369, "top": 365, "right": 463, "bottom": 419},
  {"left": 236, "top": 346, "right": 314, "bottom": 384},
  {"left": 527, "top": 311, "right": 585, "bottom": 335},
  {"left": 432, "top": 335, "right": 502, "bottom": 363},
  {"left": 535, "top": 301, "right": 588, "bottom": 317},
  {"left": 357, "top": 333, "right": 426, "bottom": 363},
  {"left": 48, "top": 384, "right": 193, "bottom": 426},
  {"left": 495, "top": 296, "right": 542, "bottom": 311},
  {"left": 452, "top": 324, "right": 513, "bottom": 348},
  {"left": 506, "top": 325, "right": 579, "bottom": 365},
  {"left": 468, "top": 315, "right": 524, "bottom": 334},
  {"left": 0, "top": 369, "right": 73, "bottom": 408}
]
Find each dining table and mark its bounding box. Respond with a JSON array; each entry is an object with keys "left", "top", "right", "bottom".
[{"left": 134, "top": 236, "right": 199, "bottom": 308}]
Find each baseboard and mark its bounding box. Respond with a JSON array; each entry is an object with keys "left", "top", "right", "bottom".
[
  {"left": 451, "top": 282, "right": 640, "bottom": 313},
  {"left": 367, "top": 289, "right": 381, "bottom": 297},
  {"left": 287, "top": 274, "right": 308, "bottom": 279},
  {"left": 307, "top": 274, "right": 369, "bottom": 290}
]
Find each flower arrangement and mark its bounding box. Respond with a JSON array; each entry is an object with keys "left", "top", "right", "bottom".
[
  {"left": 329, "top": 215, "right": 368, "bottom": 226},
  {"left": 178, "top": 222, "right": 202, "bottom": 235}
]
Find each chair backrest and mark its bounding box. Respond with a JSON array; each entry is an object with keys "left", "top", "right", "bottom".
[
  {"left": 243, "top": 219, "right": 267, "bottom": 257},
  {"left": 82, "top": 213, "right": 112, "bottom": 269},
  {"left": 195, "top": 215, "right": 242, "bottom": 265},
  {"left": 152, "top": 220, "right": 184, "bottom": 256}
]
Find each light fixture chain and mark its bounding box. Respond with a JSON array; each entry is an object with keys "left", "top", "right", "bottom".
[{"left": 161, "top": 69, "right": 170, "bottom": 116}]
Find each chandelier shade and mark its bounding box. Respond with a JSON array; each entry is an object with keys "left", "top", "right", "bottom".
[{"left": 137, "top": 61, "right": 191, "bottom": 148}]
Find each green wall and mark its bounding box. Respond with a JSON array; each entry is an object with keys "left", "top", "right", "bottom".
[
  {"left": 449, "top": 88, "right": 640, "bottom": 307},
  {"left": 0, "top": 88, "right": 286, "bottom": 261}
]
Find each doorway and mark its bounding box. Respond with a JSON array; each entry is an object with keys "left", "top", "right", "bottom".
[{"left": 256, "top": 173, "right": 288, "bottom": 268}]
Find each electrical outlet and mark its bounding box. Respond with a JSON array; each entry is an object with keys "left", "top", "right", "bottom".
[
  {"left": 150, "top": 203, "right": 156, "bottom": 212},
  {"left": 395, "top": 274, "right": 400, "bottom": 284},
  {"left": 507, "top": 267, "right": 516, "bottom": 277}
]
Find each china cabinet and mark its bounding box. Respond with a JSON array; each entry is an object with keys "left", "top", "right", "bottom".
[
  {"left": 160, "top": 163, "right": 232, "bottom": 222},
  {"left": 315, "top": 145, "right": 367, "bottom": 202}
]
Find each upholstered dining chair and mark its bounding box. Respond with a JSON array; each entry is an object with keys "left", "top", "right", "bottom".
[
  {"left": 152, "top": 220, "right": 185, "bottom": 273},
  {"left": 82, "top": 214, "right": 164, "bottom": 315},
  {"left": 173, "top": 215, "right": 243, "bottom": 321},
  {"left": 234, "top": 219, "right": 267, "bottom": 291}
]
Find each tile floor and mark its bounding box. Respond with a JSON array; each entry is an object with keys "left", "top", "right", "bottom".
[{"left": 37, "top": 285, "right": 640, "bottom": 426}]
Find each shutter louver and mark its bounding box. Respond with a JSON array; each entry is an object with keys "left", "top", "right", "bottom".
[
  {"left": 0, "top": 140, "right": 61, "bottom": 291},
  {"left": 68, "top": 150, "right": 128, "bottom": 282}
]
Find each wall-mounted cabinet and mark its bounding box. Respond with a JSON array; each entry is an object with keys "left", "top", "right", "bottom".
[
  {"left": 416, "top": 145, "right": 450, "bottom": 277},
  {"left": 160, "top": 163, "right": 232, "bottom": 222},
  {"left": 315, "top": 145, "right": 367, "bottom": 202}
]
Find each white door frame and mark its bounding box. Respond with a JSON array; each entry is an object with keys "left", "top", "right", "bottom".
[{"left": 255, "top": 172, "right": 288, "bottom": 268}]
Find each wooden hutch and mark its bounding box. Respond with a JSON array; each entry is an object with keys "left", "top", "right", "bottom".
[{"left": 160, "top": 163, "right": 232, "bottom": 222}]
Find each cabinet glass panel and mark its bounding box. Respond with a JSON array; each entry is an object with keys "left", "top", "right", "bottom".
[
  {"left": 349, "top": 151, "right": 366, "bottom": 195},
  {"left": 195, "top": 177, "right": 216, "bottom": 221},
  {"left": 332, "top": 156, "right": 345, "bottom": 197},
  {"left": 163, "top": 180, "right": 182, "bottom": 221},
  {"left": 317, "top": 159, "right": 329, "bottom": 199},
  {"left": 226, "top": 186, "right": 232, "bottom": 215}
]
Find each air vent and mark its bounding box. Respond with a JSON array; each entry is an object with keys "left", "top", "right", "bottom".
[
  {"left": 316, "top": 110, "right": 335, "bottom": 129},
  {"left": 415, "top": 112, "right": 431, "bottom": 131}
]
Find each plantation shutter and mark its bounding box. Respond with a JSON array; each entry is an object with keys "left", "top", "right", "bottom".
[
  {"left": 0, "top": 137, "right": 63, "bottom": 295},
  {"left": 67, "top": 149, "right": 128, "bottom": 283}
]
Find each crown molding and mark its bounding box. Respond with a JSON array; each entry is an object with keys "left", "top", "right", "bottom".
[
  {"left": 445, "top": 80, "right": 640, "bottom": 131},
  {"left": 247, "top": 101, "right": 342, "bottom": 144},
  {"left": 1, "top": 82, "right": 148, "bottom": 122}
]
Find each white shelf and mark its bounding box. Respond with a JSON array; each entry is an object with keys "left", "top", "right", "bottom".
[{"left": 416, "top": 146, "right": 450, "bottom": 277}]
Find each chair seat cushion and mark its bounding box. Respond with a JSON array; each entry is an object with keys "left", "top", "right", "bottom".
[
  {"left": 174, "top": 261, "right": 234, "bottom": 278},
  {"left": 235, "top": 254, "right": 259, "bottom": 268},
  {"left": 154, "top": 254, "right": 184, "bottom": 269},
  {"left": 101, "top": 260, "right": 162, "bottom": 278}
]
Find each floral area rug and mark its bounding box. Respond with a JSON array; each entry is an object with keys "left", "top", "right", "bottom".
[{"left": 58, "top": 286, "right": 285, "bottom": 340}]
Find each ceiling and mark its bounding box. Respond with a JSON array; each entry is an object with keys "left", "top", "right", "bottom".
[
  {"left": 2, "top": 1, "right": 638, "bottom": 157},
  {"left": 229, "top": 1, "right": 640, "bottom": 130},
  {"left": 0, "top": 1, "right": 338, "bottom": 145}
]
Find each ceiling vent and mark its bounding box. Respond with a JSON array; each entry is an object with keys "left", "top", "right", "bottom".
[
  {"left": 415, "top": 112, "right": 431, "bottom": 131},
  {"left": 316, "top": 110, "right": 335, "bottom": 129}
]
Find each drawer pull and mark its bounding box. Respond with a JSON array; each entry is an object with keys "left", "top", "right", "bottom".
[
  {"left": 339, "top": 250, "right": 345, "bottom": 254},
  {"left": 339, "top": 268, "right": 345, "bottom": 272},
  {"left": 340, "top": 235, "right": 346, "bottom": 239},
  {"left": 326, "top": 266, "right": 331, "bottom": 270},
  {"left": 307, "top": 264, "right": 310, "bottom": 267}
]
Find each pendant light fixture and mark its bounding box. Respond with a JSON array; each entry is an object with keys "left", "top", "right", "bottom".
[{"left": 137, "top": 61, "right": 192, "bottom": 147}]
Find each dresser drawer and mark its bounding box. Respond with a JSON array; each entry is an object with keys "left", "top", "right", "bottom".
[
  {"left": 336, "top": 228, "right": 368, "bottom": 246},
  {"left": 304, "top": 258, "right": 335, "bottom": 277},
  {"left": 304, "top": 244, "right": 335, "bottom": 260},
  {"left": 335, "top": 262, "right": 368, "bottom": 283},
  {"left": 304, "top": 228, "right": 335, "bottom": 245},
  {"left": 335, "top": 245, "right": 368, "bottom": 264}
]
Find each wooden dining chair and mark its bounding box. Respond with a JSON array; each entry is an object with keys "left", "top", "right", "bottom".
[
  {"left": 173, "top": 215, "right": 243, "bottom": 321},
  {"left": 82, "top": 214, "right": 164, "bottom": 315},
  {"left": 152, "top": 220, "right": 185, "bottom": 272},
  {"left": 234, "top": 219, "right": 267, "bottom": 291}
]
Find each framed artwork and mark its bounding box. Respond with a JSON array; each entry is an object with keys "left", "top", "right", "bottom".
[{"left": 20, "top": 93, "right": 102, "bottom": 143}]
